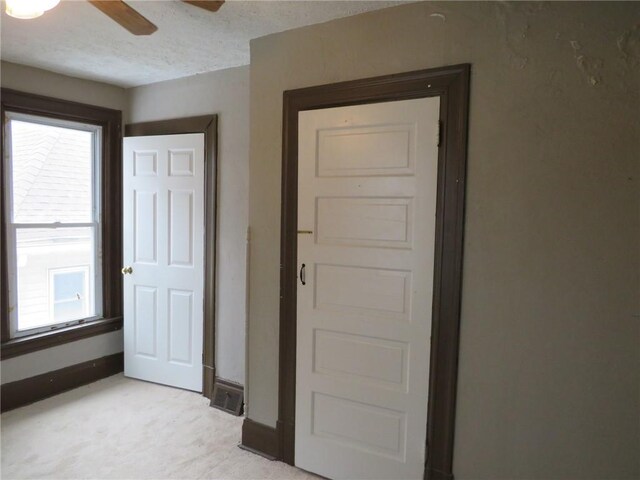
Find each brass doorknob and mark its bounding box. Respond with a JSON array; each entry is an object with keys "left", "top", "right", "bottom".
[{"left": 121, "top": 266, "right": 133, "bottom": 275}]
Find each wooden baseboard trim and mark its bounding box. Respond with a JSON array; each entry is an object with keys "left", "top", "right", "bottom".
[
  {"left": 0, "top": 352, "right": 124, "bottom": 412},
  {"left": 427, "top": 467, "right": 455, "bottom": 480},
  {"left": 203, "top": 364, "right": 216, "bottom": 400},
  {"left": 278, "top": 419, "right": 295, "bottom": 465},
  {"left": 238, "top": 443, "right": 277, "bottom": 461},
  {"left": 241, "top": 418, "right": 280, "bottom": 460}
]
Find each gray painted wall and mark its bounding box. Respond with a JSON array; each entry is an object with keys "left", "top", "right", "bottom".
[
  {"left": 0, "top": 61, "right": 127, "bottom": 384},
  {"left": 127, "top": 66, "right": 250, "bottom": 385},
  {"left": 246, "top": 2, "right": 639, "bottom": 479},
  {"left": 1, "top": 61, "right": 128, "bottom": 116}
]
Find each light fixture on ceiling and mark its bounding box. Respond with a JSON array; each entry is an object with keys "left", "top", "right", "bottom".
[{"left": 5, "top": 0, "right": 60, "bottom": 19}]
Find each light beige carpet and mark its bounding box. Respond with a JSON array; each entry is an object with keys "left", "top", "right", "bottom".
[{"left": 1, "top": 374, "right": 317, "bottom": 480}]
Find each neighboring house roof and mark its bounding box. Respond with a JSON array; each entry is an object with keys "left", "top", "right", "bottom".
[{"left": 12, "top": 120, "right": 93, "bottom": 225}]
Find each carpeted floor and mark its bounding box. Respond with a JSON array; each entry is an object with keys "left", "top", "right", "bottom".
[{"left": 1, "top": 374, "right": 317, "bottom": 480}]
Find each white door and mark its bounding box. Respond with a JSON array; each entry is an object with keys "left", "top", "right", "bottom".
[
  {"left": 295, "top": 97, "right": 440, "bottom": 479},
  {"left": 123, "top": 133, "right": 205, "bottom": 392}
]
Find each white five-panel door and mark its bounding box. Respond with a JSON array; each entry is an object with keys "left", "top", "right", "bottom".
[
  {"left": 295, "top": 98, "right": 440, "bottom": 479},
  {"left": 123, "top": 133, "right": 204, "bottom": 392}
]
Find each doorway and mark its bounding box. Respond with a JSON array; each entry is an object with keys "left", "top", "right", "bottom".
[
  {"left": 277, "top": 65, "right": 470, "bottom": 479},
  {"left": 124, "top": 116, "right": 217, "bottom": 399}
]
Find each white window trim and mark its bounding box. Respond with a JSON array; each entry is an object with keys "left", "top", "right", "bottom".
[{"left": 3, "top": 112, "right": 104, "bottom": 338}]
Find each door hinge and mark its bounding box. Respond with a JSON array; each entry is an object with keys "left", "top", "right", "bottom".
[{"left": 437, "top": 120, "right": 443, "bottom": 147}]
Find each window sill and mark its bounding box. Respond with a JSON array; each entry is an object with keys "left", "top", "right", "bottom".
[{"left": 0, "top": 316, "right": 122, "bottom": 360}]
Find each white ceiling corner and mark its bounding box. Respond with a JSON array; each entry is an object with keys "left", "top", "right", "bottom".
[{"left": 1, "top": 0, "right": 408, "bottom": 88}]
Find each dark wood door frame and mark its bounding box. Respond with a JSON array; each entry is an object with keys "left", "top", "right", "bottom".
[
  {"left": 125, "top": 116, "right": 218, "bottom": 400},
  {"left": 277, "top": 64, "right": 470, "bottom": 480}
]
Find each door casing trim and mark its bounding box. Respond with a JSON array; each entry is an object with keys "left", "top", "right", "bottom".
[
  {"left": 125, "top": 116, "right": 218, "bottom": 399},
  {"left": 273, "top": 64, "right": 470, "bottom": 480}
]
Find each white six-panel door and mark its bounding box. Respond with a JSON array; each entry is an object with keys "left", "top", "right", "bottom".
[
  {"left": 295, "top": 98, "right": 440, "bottom": 479},
  {"left": 123, "top": 133, "right": 204, "bottom": 392}
]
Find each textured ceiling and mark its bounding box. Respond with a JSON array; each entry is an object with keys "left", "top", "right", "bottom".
[{"left": 1, "top": 0, "right": 406, "bottom": 87}]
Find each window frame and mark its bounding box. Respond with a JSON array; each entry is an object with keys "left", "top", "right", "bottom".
[
  {"left": 5, "top": 113, "right": 104, "bottom": 337},
  {"left": 1, "top": 89, "right": 123, "bottom": 359}
]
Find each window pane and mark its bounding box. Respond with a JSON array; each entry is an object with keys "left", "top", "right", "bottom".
[
  {"left": 53, "top": 270, "right": 87, "bottom": 322},
  {"left": 53, "top": 271, "right": 86, "bottom": 302},
  {"left": 10, "top": 120, "right": 93, "bottom": 223},
  {"left": 53, "top": 299, "right": 86, "bottom": 323},
  {"left": 15, "top": 227, "right": 96, "bottom": 331}
]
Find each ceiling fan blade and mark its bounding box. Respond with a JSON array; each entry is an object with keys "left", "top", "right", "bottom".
[
  {"left": 88, "top": 1, "right": 158, "bottom": 36},
  {"left": 182, "top": 1, "right": 225, "bottom": 13}
]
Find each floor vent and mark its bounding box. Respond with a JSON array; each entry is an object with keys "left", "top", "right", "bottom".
[{"left": 210, "top": 379, "right": 244, "bottom": 416}]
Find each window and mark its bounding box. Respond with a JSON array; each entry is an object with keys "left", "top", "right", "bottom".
[
  {"left": 1, "top": 89, "right": 122, "bottom": 358},
  {"left": 6, "top": 116, "right": 102, "bottom": 336}
]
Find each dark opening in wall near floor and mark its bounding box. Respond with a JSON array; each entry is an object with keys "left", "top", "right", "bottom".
[{"left": 210, "top": 377, "right": 244, "bottom": 416}]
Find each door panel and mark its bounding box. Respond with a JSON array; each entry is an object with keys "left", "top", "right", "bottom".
[
  {"left": 123, "top": 133, "right": 204, "bottom": 392},
  {"left": 316, "top": 196, "right": 414, "bottom": 249},
  {"left": 316, "top": 123, "right": 416, "bottom": 177},
  {"left": 314, "top": 263, "right": 411, "bottom": 321},
  {"left": 168, "top": 289, "right": 194, "bottom": 365},
  {"left": 313, "top": 329, "right": 408, "bottom": 390},
  {"left": 312, "top": 392, "right": 407, "bottom": 459},
  {"left": 295, "top": 98, "right": 440, "bottom": 479},
  {"left": 168, "top": 189, "right": 194, "bottom": 266},
  {"left": 133, "top": 190, "right": 158, "bottom": 264},
  {"left": 133, "top": 285, "right": 157, "bottom": 358}
]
